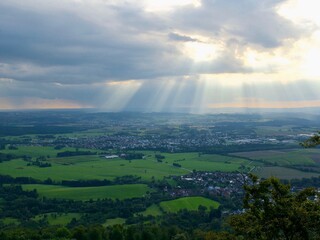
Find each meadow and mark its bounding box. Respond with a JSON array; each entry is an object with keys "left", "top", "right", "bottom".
[
  {"left": 231, "top": 148, "right": 320, "bottom": 167},
  {"left": 1, "top": 218, "right": 20, "bottom": 226},
  {"left": 33, "top": 213, "right": 82, "bottom": 226},
  {"left": 139, "top": 204, "right": 163, "bottom": 217},
  {"left": 21, "top": 184, "right": 152, "bottom": 200},
  {"left": 254, "top": 166, "right": 320, "bottom": 180},
  {"left": 0, "top": 146, "right": 100, "bottom": 158},
  {"left": 103, "top": 218, "right": 126, "bottom": 227},
  {"left": 159, "top": 197, "right": 220, "bottom": 213},
  {"left": 0, "top": 150, "right": 252, "bottom": 182}
]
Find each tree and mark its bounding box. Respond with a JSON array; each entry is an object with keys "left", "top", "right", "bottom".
[
  {"left": 229, "top": 175, "right": 320, "bottom": 240},
  {"left": 300, "top": 132, "right": 320, "bottom": 148}
]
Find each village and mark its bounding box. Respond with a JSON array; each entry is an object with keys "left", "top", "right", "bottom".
[{"left": 166, "top": 171, "right": 248, "bottom": 199}]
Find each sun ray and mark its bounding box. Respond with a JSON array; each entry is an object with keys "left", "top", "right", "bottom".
[{"left": 101, "top": 80, "right": 142, "bottom": 111}]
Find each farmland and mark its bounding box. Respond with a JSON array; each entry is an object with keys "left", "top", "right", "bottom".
[
  {"left": 254, "top": 166, "right": 320, "bottom": 180},
  {"left": 1, "top": 111, "right": 320, "bottom": 235},
  {"left": 139, "top": 204, "right": 163, "bottom": 217},
  {"left": 21, "top": 184, "right": 152, "bottom": 200},
  {"left": 0, "top": 146, "right": 97, "bottom": 158},
  {"left": 0, "top": 151, "right": 252, "bottom": 182},
  {"left": 231, "top": 148, "right": 320, "bottom": 166},
  {"left": 159, "top": 197, "right": 220, "bottom": 213},
  {"left": 33, "top": 213, "right": 82, "bottom": 226}
]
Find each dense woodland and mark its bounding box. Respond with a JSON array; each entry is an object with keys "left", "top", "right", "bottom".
[{"left": 1, "top": 175, "right": 320, "bottom": 239}]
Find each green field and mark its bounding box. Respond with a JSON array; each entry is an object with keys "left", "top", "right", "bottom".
[
  {"left": 0, "top": 146, "right": 102, "bottom": 158},
  {"left": 231, "top": 149, "right": 320, "bottom": 166},
  {"left": 22, "top": 184, "right": 152, "bottom": 200},
  {"left": 139, "top": 204, "right": 163, "bottom": 217},
  {"left": 1, "top": 217, "right": 20, "bottom": 226},
  {"left": 33, "top": 213, "right": 82, "bottom": 226},
  {"left": 103, "top": 218, "right": 126, "bottom": 227},
  {"left": 0, "top": 157, "right": 188, "bottom": 181},
  {"left": 0, "top": 150, "right": 252, "bottom": 182},
  {"left": 254, "top": 166, "right": 320, "bottom": 180},
  {"left": 160, "top": 197, "right": 220, "bottom": 213},
  {"left": 160, "top": 153, "right": 252, "bottom": 172},
  {"left": 254, "top": 126, "right": 297, "bottom": 136}
]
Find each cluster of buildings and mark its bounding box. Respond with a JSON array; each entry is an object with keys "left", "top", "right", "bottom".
[
  {"left": 23, "top": 130, "right": 305, "bottom": 152},
  {"left": 167, "top": 171, "right": 248, "bottom": 198}
]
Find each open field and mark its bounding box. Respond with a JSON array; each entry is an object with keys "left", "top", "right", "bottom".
[
  {"left": 103, "top": 218, "right": 126, "bottom": 227},
  {"left": 0, "top": 157, "right": 188, "bottom": 181},
  {"left": 1, "top": 218, "right": 20, "bottom": 226},
  {"left": 160, "top": 153, "right": 253, "bottom": 172},
  {"left": 254, "top": 125, "right": 298, "bottom": 136},
  {"left": 139, "top": 204, "right": 163, "bottom": 217},
  {"left": 254, "top": 166, "right": 320, "bottom": 180},
  {"left": 0, "top": 149, "right": 253, "bottom": 181},
  {"left": 231, "top": 149, "right": 320, "bottom": 166},
  {"left": 33, "top": 213, "right": 82, "bottom": 226},
  {"left": 21, "top": 184, "right": 152, "bottom": 200},
  {"left": 0, "top": 146, "right": 100, "bottom": 158},
  {"left": 160, "top": 197, "right": 220, "bottom": 213}
]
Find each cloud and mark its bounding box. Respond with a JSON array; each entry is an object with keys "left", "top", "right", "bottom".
[
  {"left": 1, "top": 0, "right": 305, "bottom": 84},
  {"left": 0, "top": 0, "right": 319, "bottom": 110},
  {"left": 0, "top": 0, "right": 191, "bottom": 83},
  {"left": 171, "top": 0, "right": 307, "bottom": 48},
  {"left": 168, "top": 33, "right": 199, "bottom": 42}
]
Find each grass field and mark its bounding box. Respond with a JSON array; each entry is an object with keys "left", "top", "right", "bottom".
[
  {"left": 0, "top": 146, "right": 101, "bottom": 158},
  {"left": 103, "top": 218, "right": 126, "bottom": 227},
  {"left": 160, "top": 197, "right": 220, "bottom": 213},
  {"left": 254, "top": 126, "right": 297, "bottom": 136},
  {"left": 231, "top": 148, "right": 320, "bottom": 166},
  {"left": 33, "top": 213, "right": 82, "bottom": 226},
  {"left": 1, "top": 217, "right": 20, "bottom": 226},
  {"left": 160, "top": 152, "right": 252, "bottom": 172},
  {"left": 21, "top": 184, "right": 152, "bottom": 200},
  {"left": 254, "top": 166, "right": 320, "bottom": 179},
  {"left": 139, "top": 204, "right": 163, "bottom": 217},
  {"left": 0, "top": 157, "right": 188, "bottom": 181},
  {"left": 0, "top": 151, "right": 252, "bottom": 182}
]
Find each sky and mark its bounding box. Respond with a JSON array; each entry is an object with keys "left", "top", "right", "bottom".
[{"left": 0, "top": 0, "right": 320, "bottom": 112}]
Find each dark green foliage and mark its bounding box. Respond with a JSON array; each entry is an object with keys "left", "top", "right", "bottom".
[
  {"left": 301, "top": 132, "right": 320, "bottom": 148},
  {"left": 122, "top": 153, "right": 144, "bottom": 160},
  {"left": 229, "top": 175, "right": 320, "bottom": 240},
  {"left": 8, "top": 145, "right": 18, "bottom": 150},
  {"left": 27, "top": 160, "right": 52, "bottom": 168},
  {"left": 56, "top": 151, "right": 96, "bottom": 157},
  {"left": 155, "top": 154, "right": 165, "bottom": 160},
  {"left": 54, "top": 145, "right": 65, "bottom": 150},
  {"left": 0, "top": 153, "right": 17, "bottom": 162},
  {"left": 172, "top": 163, "right": 181, "bottom": 168}
]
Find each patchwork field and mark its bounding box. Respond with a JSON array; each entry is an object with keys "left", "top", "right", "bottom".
[
  {"left": 21, "top": 184, "right": 152, "bottom": 200},
  {"left": 254, "top": 166, "right": 320, "bottom": 180},
  {"left": 160, "top": 152, "right": 252, "bottom": 172},
  {"left": 0, "top": 149, "right": 253, "bottom": 182},
  {"left": 254, "top": 126, "right": 297, "bottom": 136},
  {"left": 1, "top": 146, "right": 100, "bottom": 158},
  {"left": 231, "top": 148, "right": 320, "bottom": 167},
  {"left": 160, "top": 197, "right": 220, "bottom": 213}
]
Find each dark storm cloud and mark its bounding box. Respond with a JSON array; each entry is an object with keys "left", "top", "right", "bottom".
[{"left": 0, "top": 0, "right": 193, "bottom": 83}]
